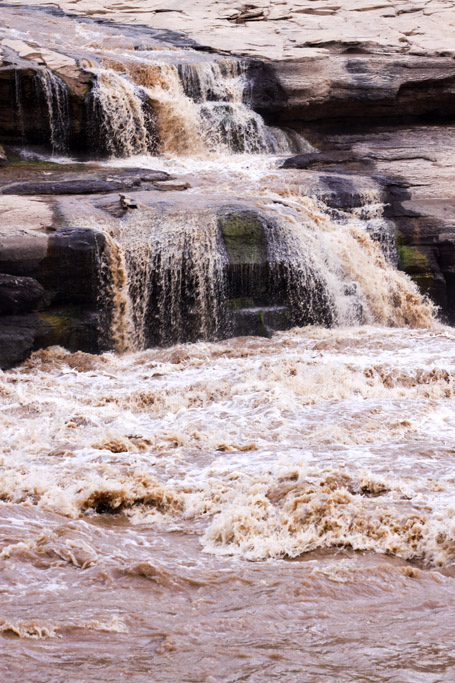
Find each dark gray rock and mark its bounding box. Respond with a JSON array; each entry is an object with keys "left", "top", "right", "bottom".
[
  {"left": 318, "top": 174, "right": 384, "bottom": 210},
  {"left": 0, "top": 169, "right": 171, "bottom": 196},
  {"left": 232, "top": 306, "right": 292, "bottom": 338},
  {"left": 0, "top": 219, "right": 112, "bottom": 367},
  {"left": 270, "top": 55, "right": 455, "bottom": 124},
  {"left": 281, "top": 151, "right": 362, "bottom": 169},
  {"left": 0, "top": 308, "right": 105, "bottom": 370},
  {"left": 0, "top": 274, "right": 45, "bottom": 314},
  {"left": 219, "top": 208, "right": 269, "bottom": 303},
  {"left": 0, "top": 228, "right": 49, "bottom": 278},
  {"left": 35, "top": 308, "right": 104, "bottom": 353},
  {"left": 0, "top": 314, "right": 41, "bottom": 369},
  {"left": 244, "top": 60, "right": 288, "bottom": 118},
  {"left": 0, "top": 63, "right": 89, "bottom": 153},
  {"left": 0, "top": 179, "right": 128, "bottom": 195},
  {"left": 39, "top": 227, "right": 106, "bottom": 306}
]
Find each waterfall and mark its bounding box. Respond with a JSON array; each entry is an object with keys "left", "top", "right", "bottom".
[
  {"left": 86, "top": 69, "right": 153, "bottom": 157},
  {"left": 13, "top": 69, "right": 26, "bottom": 142},
  {"left": 100, "top": 234, "right": 136, "bottom": 354},
  {"left": 265, "top": 197, "right": 434, "bottom": 329},
  {"left": 177, "top": 59, "right": 300, "bottom": 155},
  {"left": 91, "top": 195, "right": 434, "bottom": 353},
  {"left": 35, "top": 69, "right": 70, "bottom": 154},
  {"left": 87, "top": 57, "right": 309, "bottom": 158},
  {"left": 98, "top": 207, "right": 228, "bottom": 351}
]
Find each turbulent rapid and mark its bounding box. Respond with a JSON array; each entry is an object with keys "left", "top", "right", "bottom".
[
  {"left": 3, "top": 326, "right": 455, "bottom": 563},
  {"left": 3, "top": 327, "right": 455, "bottom": 681}
]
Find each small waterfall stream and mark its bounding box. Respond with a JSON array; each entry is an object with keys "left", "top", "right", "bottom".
[
  {"left": 102, "top": 209, "right": 228, "bottom": 350},
  {"left": 13, "top": 69, "right": 26, "bottom": 142},
  {"left": 35, "top": 69, "right": 71, "bottom": 154}
]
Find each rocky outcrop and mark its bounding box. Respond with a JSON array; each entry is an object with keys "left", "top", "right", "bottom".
[
  {"left": 0, "top": 58, "right": 90, "bottom": 152},
  {"left": 0, "top": 309, "right": 102, "bottom": 369},
  {"left": 40, "top": 227, "right": 106, "bottom": 307},
  {"left": 268, "top": 56, "right": 455, "bottom": 124},
  {"left": 0, "top": 195, "right": 108, "bottom": 368},
  {"left": 0, "top": 274, "right": 45, "bottom": 314},
  {"left": 0, "top": 314, "right": 43, "bottom": 369},
  {"left": 219, "top": 208, "right": 292, "bottom": 336}
]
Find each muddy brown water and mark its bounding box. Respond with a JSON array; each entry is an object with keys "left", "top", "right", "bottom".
[{"left": 2, "top": 327, "right": 455, "bottom": 681}]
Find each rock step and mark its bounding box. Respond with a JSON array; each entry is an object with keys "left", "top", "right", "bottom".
[{"left": 232, "top": 306, "right": 293, "bottom": 338}]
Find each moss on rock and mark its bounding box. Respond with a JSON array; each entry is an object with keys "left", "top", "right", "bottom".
[
  {"left": 219, "top": 210, "right": 267, "bottom": 265},
  {"left": 228, "top": 297, "right": 256, "bottom": 310},
  {"left": 397, "top": 243, "right": 429, "bottom": 274},
  {"left": 38, "top": 308, "right": 76, "bottom": 345}
]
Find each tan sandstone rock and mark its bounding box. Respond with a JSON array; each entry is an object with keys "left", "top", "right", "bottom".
[{"left": 5, "top": 0, "right": 455, "bottom": 60}]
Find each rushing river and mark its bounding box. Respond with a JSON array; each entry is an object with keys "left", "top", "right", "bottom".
[
  {"left": 2, "top": 5, "right": 455, "bottom": 680},
  {"left": 3, "top": 326, "right": 455, "bottom": 681}
]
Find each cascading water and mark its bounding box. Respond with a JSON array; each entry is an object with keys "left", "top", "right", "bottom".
[
  {"left": 101, "top": 208, "right": 228, "bottom": 350},
  {"left": 176, "top": 59, "right": 300, "bottom": 155},
  {"left": 86, "top": 69, "right": 152, "bottom": 157},
  {"left": 264, "top": 197, "right": 434, "bottom": 329},
  {"left": 87, "top": 56, "right": 308, "bottom": 157},
  {"left": 35, "top": 68, "right": 70, "bottom": 154},
  {"left": 82, "top": 190, "right": 434, "bottom": 353}
]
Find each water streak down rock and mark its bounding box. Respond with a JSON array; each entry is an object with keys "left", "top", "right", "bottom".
[{"left": 34, "top": 69, "right": 71, "bottom": 155}]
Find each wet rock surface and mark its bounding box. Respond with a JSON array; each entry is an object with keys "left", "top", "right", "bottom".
[
  {"left": 0, "top": 308, "right": 103, "bottom": 369},
  {"left": 0, "top": 313, "right": 42, "bottom": 369},
  {"left": 0, "top": 168, "right": 171, "bottom": 195},
  {"left": 0, "top": 190, "right": 110, "bottom": 367}
]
